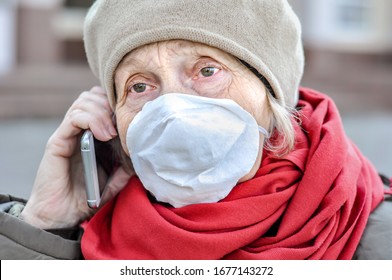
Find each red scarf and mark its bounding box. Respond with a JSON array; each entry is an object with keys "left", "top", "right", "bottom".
[{"left": 81, "top": 88, "right": 384, "bottom": 259}]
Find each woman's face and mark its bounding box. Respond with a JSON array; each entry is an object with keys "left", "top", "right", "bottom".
[{"left": 114, "top": 40, "right": 271, "bottom": 182}]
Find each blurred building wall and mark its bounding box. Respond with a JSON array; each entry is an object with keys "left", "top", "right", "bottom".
[
  {"left": 17, "top": 0, "right": 63, "bottom": 65},
  {"left": 16, "top": 0, "right": 90, "bottom": 65},
  {"left": 290, "top": 0, "right": 392, "bottom": 53},
  {"left": 0, "top": 0, "right": 17, "bottom": 75},
  {"left": 289, "top": 0, "right": 392, "bottom": 114},
  {"left": 0, "top": 0, "right": 98, "bottom": 119}
]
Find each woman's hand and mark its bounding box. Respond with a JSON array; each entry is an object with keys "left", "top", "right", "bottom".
[{"left": 21, "top": 87, "right": 131, "bottom": 229}]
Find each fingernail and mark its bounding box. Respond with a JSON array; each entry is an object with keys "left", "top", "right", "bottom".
[
  {"left": 104, "top": 130, "right": 113, "bottom": 140},
  {"left": 109, "top": 126, "right": 118, "bottom": 137}
]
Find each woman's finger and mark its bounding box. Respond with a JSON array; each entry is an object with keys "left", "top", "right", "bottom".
[{"left": 60, "top": 91, "right": 116, "bottom": 138}]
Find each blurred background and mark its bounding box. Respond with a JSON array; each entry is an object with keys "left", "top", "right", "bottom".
[{"left": 0, "top": 0, "right": 391, "bottom": 198}]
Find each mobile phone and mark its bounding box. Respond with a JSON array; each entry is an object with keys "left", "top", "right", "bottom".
[{"left": 81, "top": 130, "right": 101, "bottom": 209}]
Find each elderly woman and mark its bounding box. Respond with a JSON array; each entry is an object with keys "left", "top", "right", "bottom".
[{"left": 1, "top": 0, "right": 391, "bottom": 259}]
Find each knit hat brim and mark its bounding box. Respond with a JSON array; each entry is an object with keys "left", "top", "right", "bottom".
[{"left": 84, "top": 0, "right": 304, "bottom": 109}]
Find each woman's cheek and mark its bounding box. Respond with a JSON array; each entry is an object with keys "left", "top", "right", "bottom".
[{"left": 115, "top": 110, "right": 135, "bottom": 156}]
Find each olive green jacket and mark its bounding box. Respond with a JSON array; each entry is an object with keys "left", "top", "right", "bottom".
[{"left": 0, "top": 195, "right": 83, "bottom": 260}]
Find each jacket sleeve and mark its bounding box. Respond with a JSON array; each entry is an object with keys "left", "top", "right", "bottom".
[
  {"left": 353, "top": 196, "right": 392, "bottom": 260},
  {"left": 0, "top": 194, "right": 83, "bottom": 260}
]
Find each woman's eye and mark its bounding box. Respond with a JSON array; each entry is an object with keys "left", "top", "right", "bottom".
[
  {"left": 200, "top": 67, "right": 219, "bottom": 77},
  {"left": 132, "top": 83, "right": 147, "bottom": 93}
]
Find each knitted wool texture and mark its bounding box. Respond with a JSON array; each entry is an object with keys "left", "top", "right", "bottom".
[{"left": 83, "top": 0, "right": 304, "bottom": 108}]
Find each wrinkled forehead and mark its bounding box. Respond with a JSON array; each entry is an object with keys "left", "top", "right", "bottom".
[{"left": 115, "top": 40, "right": 239, "bottom": 73}]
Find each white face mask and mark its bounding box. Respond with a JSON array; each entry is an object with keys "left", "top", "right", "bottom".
[{"left": 126, "top": 93, "right": 269, "bottom": 208}]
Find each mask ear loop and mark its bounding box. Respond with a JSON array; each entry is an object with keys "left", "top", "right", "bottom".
[{"left": 258, "top": 126, "right": 270, "bottom": 139}]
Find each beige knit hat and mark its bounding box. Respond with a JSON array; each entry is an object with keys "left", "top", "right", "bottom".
[{"left": 84, "top": 0, "right": 304, "bottom": 108}]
